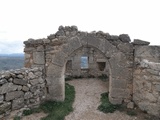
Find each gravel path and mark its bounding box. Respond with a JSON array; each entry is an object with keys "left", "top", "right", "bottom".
[{"left": 65, "top": 78, "right": 137, "bottom": 120}]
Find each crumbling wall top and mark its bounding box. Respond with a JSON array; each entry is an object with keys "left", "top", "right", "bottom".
[{"left": 23, "top": 25, "right": 133, "bottom": 47}]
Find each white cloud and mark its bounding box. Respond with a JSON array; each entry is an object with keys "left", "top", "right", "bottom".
[{"left": 0, "top": 0, "right": 160, "bottom": 54}]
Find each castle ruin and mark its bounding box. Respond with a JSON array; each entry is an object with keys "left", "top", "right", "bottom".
[{"left": 0, "top": 26, "right": 160, "bottom": 117}]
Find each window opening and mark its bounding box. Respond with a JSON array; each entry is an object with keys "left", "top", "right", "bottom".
[
  {"left": 97, "top": 62, "right": 106, "bottom": 71},
  {"left": 81, "top": 56, "right": 88, "bottom": 69}
]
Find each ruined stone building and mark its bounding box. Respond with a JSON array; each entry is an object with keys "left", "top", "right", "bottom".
[{"left": 0, "top": 26, "right": 160, "bottom": 118}]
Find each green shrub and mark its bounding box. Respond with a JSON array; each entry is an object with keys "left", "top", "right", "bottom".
[
  {"left": 13, "top": 116, "right": 21, "bottom": 120},
  {"left": 127, "top": 110, "right": 137, "bottom": 116},
  {"left": 23, "top": 109, "right": 33, "bottom": 116},
  {"left": 98, "top": 92, "right": 121, "bottom": 113},
  {"left": 23, "top": 108, "right": 41, "bottom": 116}
]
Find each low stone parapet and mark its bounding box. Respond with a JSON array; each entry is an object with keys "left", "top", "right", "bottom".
[{"left": 0, "top": 67, "right": 46, "bottom": 118}]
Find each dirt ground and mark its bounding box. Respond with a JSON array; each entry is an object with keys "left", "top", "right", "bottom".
[
  {"left": 65, "top": 78, "right": 139, "bottom": 120},
  {"left": 8, "top": 78, "right": 150, "bottom": 120}
]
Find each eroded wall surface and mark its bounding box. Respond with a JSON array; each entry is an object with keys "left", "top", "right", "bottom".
[{"left": 133, "top": 46, "right": 160, "bottom": 116}]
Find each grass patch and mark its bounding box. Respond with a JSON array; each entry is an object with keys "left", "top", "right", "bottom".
[
  {"left": 40, "top": 83, "right": 75, "bottom": 120},
  {"left": 98, "top": 92, "right": 121, "bottom": 113},
  {"left": 21, "top": 83, "right": 75, "bottom": 120},
  {"left": 127, "top": 110, "right": 137, "bottom": 116},
  {"left": 23, "top": 108, "right": 41, "bottom": 116},
  {"left": 98, "top": 92, "right": 138, "bottom": 116},
  {"left": 14, "top": 116, "right": 21, "bottom": 120}
]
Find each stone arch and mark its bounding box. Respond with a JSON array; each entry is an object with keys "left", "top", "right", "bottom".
[
  {"left": 24, "top": 26, "right": 133, "bottom": 104},
  {"left": 46, "top": 34, "right": 132, "bottom": 104}
]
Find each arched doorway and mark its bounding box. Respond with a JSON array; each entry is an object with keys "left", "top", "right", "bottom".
[{"left": 45, "top": 34, "right": 132, "bottom": 104}]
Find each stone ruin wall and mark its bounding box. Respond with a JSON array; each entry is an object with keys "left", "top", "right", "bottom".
[
  {"left": 0, "top": 67, "right": 46, "bottom": 118},
  {"left": 133, "top": 46, "right": 160, "bottom": 116},
  {"left": 23, "top": 26, "right": 134, "bottom": 105},
  {"left": 0, "top": 26, "right": 160, "bottom": 118}
]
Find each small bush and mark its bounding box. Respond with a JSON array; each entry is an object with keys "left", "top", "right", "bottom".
[
  {"left": 23, "top": 109, "right": 33, "bottom": 116},
  {"left": 14, "top": 116, "right": 21, "bottom": 120},
  {"left": 98, "top": 92, "right": 121, "bottom": 113},
  {"left": 127, "top": 110, "right": 137, "bottom": 116},
  {"left": 23, "top": 108, "right": 41, "bottom": 116}
]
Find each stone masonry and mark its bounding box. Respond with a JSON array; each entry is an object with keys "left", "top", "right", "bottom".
[
  {"left": 0, "top": 67, "right": 46, "bottom": 118},
  {"left": 0, "top": 26, "right": 160, "bottom": 117},
  {"left": 133, "top": 46, "right": 160, "bottom": 116}
]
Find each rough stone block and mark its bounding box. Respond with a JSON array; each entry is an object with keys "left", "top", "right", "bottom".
[
  {"left": 127, "top": 102, "right": 134, "bottom": 109},
  {"left": 0, "top": 95, "right": 4, "bottom": 103},
  {"left": 133, "top": 39, "right": 150, "bottom": 45},
  {"left": 97, "top": 38, "right": 106, "bottom": 53},
  {"left": 117, "top": 43, "right": 133, "bottom": 53},
  {"left": 13, "top": 79, "right": 27, "bottom": 85},
  {"left": 138, "top": 102, "right": 160, "bottom": 116},
  {"left": 68, "top": 37, "right": 81, "bottom": 53},
  {"left": 30, "top": 79, "right": 39, "bottom": 85},
  {"left": 38, "top": 77, "right": 44, "bottom": 83},
  {"left": 145, "top": 93, "right": 157, "bottom": 103},
  {"left": 33, "top": 52, "right": 45, "bottom": 64},
  {"left": 28, "top": 72, "right": 36, "bottom": 79},
  {"left": 0, "top": 83, "right": 18, "bottom": 94},
  {"left": 5, "top": 91, "right": 24, "bottom": 101},
  {"left": 0, "top": 79, "right": 7, "bottom": 85},
  {"left": 46, "top": 64, "right": 63, "bottom": 77},
  {"left": 155, "top": 84, "right": 160, "bottom": 92},
  {"left": 24, "top": 92, "right": 33, "bottom": 99},
  {"left": 110, "top": 88, "right": 125, "bottom": 98},
  {"left": 146, "top": 69, "right": 159, "bottom": 75},
  {"left": 17, "top": 86, "right": 22, "bottom": 91},
  {"left": 52, "top": 52, "right": 67, "bottom": 67},
  {"left": 119, "top": 34, "right": 131, "bottom": 43},
  {"left": 22, "top": 86, "right": 29, "bottom": 92},
  {"left": 30, "top": 85, "right": 39, "bottom": 93},
  {"left": 109, "top": 96, "right": 122, "bottom": 104},
  {"left": 37, "top": 45, "right": 44, "bottom": 52},
  {"left": 25, "top": 53, "right": 31, "bottom": 59},
  {"left": 112, "top": 80, "right": 126, "bottom": 89},
  {"left": 12, "top": 98, "right": 24, "bottom": 110},
  {"left": 0, "top": 102, "right": 11, "bottom": 114},
  {"left": 87, "top": 35, "right": 100, "bottom": 49}
]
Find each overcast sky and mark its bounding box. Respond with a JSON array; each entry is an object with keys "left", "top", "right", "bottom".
[{"left": 0, "top": 0, "right": 160, "bottom": 54}]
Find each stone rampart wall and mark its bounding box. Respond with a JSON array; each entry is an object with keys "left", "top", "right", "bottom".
[{"left": 0, "top": 67, "right": 46, "bottom": 118}]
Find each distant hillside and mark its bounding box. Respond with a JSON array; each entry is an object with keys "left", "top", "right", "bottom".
[
  {"left": 0, "top": 53, "right": 24, "bottom": 71},
  {"left": 0, "top": 53, "right": 24, "bottom": 57}
]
